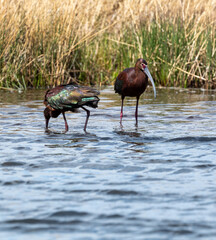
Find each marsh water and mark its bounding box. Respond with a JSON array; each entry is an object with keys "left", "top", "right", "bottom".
[{"left": 0, "top": 86, "right": 216, "bottom": 240}]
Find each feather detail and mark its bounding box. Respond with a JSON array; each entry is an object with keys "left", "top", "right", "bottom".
[{"left": 44, "top": 83, "right": 100, "bottom": 110}]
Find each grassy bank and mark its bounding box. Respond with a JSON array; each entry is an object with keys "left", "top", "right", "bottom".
[{"left": 0, "top": 0, "right": 215, "bottom": 89}]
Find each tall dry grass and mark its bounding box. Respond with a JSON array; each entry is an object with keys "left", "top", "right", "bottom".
[{"left": 0, "top": 0, "right": 215, "bottom": 89}]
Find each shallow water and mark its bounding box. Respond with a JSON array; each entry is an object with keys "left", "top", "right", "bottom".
[{"left": 0, "top": 86, "right": 216, "bottom": 240}]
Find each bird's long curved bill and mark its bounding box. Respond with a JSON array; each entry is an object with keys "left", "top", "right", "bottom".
[{"left": 144, "top": 67, "right": 157, "bottom": 98}]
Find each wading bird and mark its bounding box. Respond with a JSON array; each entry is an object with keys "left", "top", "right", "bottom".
[
  {"left": 114, "top": 58, "right": 156, "bottom": 125},
  {"left": 44, "top": 82, "right": 100, "bottom": 132}
]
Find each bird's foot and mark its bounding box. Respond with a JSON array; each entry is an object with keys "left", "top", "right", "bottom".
[{"left": 45, "top": 128, "right": 51, "bottom": 133}]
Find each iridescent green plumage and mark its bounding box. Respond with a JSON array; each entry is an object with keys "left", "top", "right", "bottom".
[
  {"left": 45, "top": 83, "right": 99, "bottom": 110},
  {"left": 43, "top": 82, "right": 100, "bottom": 132}
]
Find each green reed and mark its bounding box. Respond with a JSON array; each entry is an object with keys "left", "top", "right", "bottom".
[
  {"left": 0, "top": 20, "right": 215, "bottom": 90},
  {"left": 78, "top": 20, "right": 215, "bottom": 89}
]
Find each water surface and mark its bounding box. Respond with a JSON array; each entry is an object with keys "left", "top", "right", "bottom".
[{"left": 0, "top": 87, "right": 216, "bottom": 240}]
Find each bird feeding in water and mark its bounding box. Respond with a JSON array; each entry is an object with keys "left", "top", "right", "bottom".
[
  {"left": 114, "top": 58, "right": 156, "bottom": 125},
  {"left": 43, "top": 82, "right": 100, "bottom": 132}
]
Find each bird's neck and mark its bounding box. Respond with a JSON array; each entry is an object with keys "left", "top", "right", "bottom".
[
  {"left": 44, "top": 107, "right": 51, "bottom": 120},
  {"left": 135, "top": 67, "right": 145, "bottom": 77}
]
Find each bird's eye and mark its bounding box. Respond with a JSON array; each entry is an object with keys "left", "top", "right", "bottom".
[{"left": 141, "top": 63, "right": 146, "bottom": 69}]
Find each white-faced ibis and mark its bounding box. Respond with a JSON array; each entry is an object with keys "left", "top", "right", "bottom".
[
  {"left": 114, "top": 58, "right": 156, "bottom": 125},
  {"left": 44, "top": 82, "right": 100, "bottom": 132}
]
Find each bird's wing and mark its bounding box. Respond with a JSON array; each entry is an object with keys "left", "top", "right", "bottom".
[
  {"left": 114, "top": 71, "right": 128, "bottom": 94},
  {"left": 46, "top": 84, "right": 100, "bottom": 110}
]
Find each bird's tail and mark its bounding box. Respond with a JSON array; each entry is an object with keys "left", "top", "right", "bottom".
[{"left": 84, "top": 96, "right": 100, "bottom": 108}]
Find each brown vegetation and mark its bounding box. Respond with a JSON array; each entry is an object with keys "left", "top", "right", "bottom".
[{"left": 0, "top": 0, "right": 215, "bottom": 89}]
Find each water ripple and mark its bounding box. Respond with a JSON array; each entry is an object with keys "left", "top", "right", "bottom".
[
  {"left": 167, "top": 136, "right": 216, "bottom": 142},
  {"left": 0, "top": 87, "right": 216, "bottom": 239}
]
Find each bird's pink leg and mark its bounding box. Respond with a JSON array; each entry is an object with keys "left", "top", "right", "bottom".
[
  {"left": 120, "top": 96, "right": 125, "bottom": 123},
  {"left": 62, "top": 112, "right": 69, "bottom": 132},
  {"left": 81, "top": 106, "right": 90, "bottom": 132},
  {"left": 135, "top": 96, "right": 140, "bottom": 125}
]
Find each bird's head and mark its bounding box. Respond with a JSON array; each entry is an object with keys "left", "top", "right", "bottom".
[
  {"left": 136, "top": 58, "right": 148, "bottom": 72},
  {"left": 136, "top": 58, "right": 157, "bottom": 98},
  {"left": 44, "top": 107, "right": 51, "bottom": 119}
]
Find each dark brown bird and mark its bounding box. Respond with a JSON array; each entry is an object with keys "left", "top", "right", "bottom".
[
  {"left": 114, "top": 58, "right": 156, "bottom": 124},
  {"left": 44, "top": 82, "right": 100, "bottom": 132}
]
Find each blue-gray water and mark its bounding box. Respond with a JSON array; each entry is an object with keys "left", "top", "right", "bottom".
[{"left": 0, "top": 87, "right": 216, "bottom": 240}]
